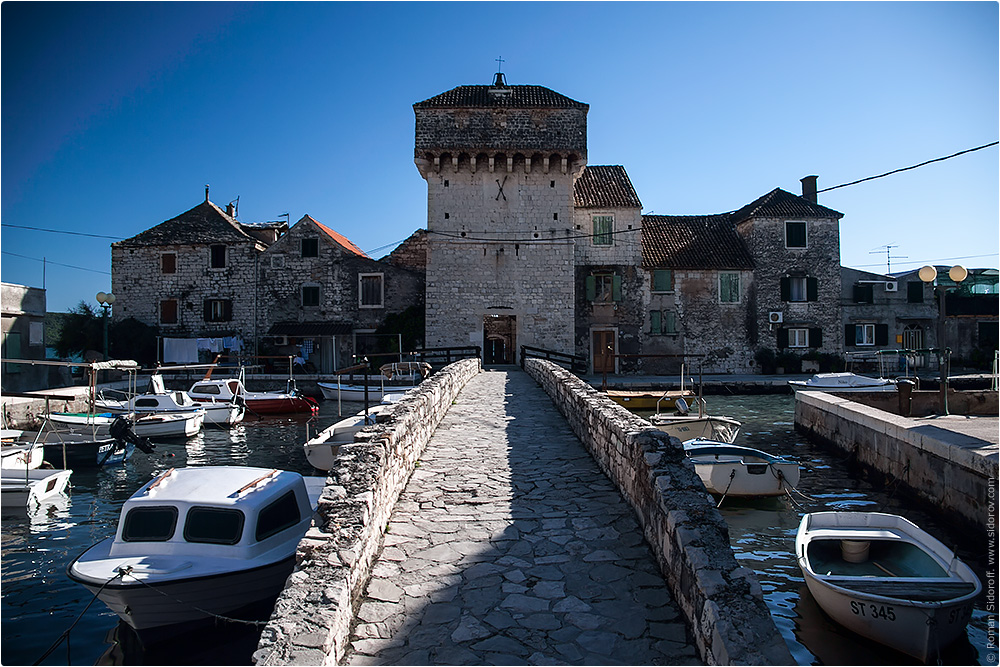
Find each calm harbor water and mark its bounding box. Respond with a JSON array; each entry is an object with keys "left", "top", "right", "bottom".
[{"left": 1, "top": 392, "right": 995, "bottom": 665}]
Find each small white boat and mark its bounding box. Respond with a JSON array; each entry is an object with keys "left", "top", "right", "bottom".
[
  {"left": 684, "top": 440, "right": 800, "bottom": 498},
  {"left": 96, "top": 376, "right": 209, "bottom": 431},
  {"left": 316, "top": 380, "right": 420, "bottom": 402},
  {"left": 303, "top": 404, "right": 394, "bottom": 470},
  {"left": 1, "top": 435, "right": 44, "bottom": 471},
  {"left": 188, "top": 376, "right": 317, "bottom": 416},
  {"left": 796, "top": 511, "right": 981, "bottom": 662},
  {"left": 50, "top": 411, "right": 204, "bottom": 439},
  {"left": 1, "top": 468, "right": 72, "bottom": 508},
  {"left": 649, "top": 398, "right": 741, "bottom": 443},
  {"left": 68, "top": 466, "right": 324, "bottom": 638},
  {"left": 788, "top": 372, "right": 897, "bottom": 393}
]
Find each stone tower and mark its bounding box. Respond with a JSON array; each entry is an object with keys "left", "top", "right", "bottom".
[{"left": 413, "top": 72, "right": 588, "bottom": 363}]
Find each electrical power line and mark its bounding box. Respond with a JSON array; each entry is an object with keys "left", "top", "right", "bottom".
[
  {"left": 1, "top": 251, "right": 110, "bottom": 275},
  {"left": 818, "top": 141, "right": 999, "bottom": 194},
  {"left": 1, "top": 223, "right": 122, "bottom": 240},
  {"left": 851, "top": 253, "right": 998, "bottom": 270}
]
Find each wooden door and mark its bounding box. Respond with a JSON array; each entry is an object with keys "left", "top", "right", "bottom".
[{"left": 592, "top": 330, "right": 616, "bottom": 374}]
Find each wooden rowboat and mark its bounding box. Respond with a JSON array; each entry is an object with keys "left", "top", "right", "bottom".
[{"left": 796, "top": 511, "right": 981, "bottom": 662}]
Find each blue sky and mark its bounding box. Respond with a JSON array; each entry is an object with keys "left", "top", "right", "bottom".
[{"left": 2, "top": 1, "right": 997, "bottom": 313}]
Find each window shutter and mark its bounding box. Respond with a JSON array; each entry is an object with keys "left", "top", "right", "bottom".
[
  {"left": 780, "top": 277, "right": 790, "bottom": 301},
  {"left": 612, "top": 275, "right": 622, "bottom": 301},
  {"left": 650, "top": 311, "right": 661, "bottom": 335},
  {"left": 203, "top": 300, "right": 212, "bottom": 321},
  {"left": 809, "top": 327, "right": 823, "bottom": 348},
  {"left": 845, "top": 324, "right": 855, "bottom": 347},
  {"left": 223, "top": 300, "right": 233, "bottom": 322},
  {"left": 807, "top": 277, "right": 819, "bottom": 302},
  {"left": 875, "top": 324, "right": 889, "bottom": 346},
  {"left": 586, "top": 275, "right": 596, "bottom": 301},
  {"left": 777, "top": 328, "right": 789, "bottom": 349}
]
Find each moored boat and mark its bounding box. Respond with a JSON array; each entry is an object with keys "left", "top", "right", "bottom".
[
  {"left": 188, "top": 376, "right": 317, "bottom": 416},
  {"left": 67, "top": 466, "right": 324, "bottom": 638},
  {"left": 788, "top": 372, "right": 897, "bottom": 393},
  {"left": 302, "top": 403, "right": 394, "bottom": 470},
  {"left": 684, "top": 440, "right": 800, "bottom": 498},
  {"left": 649, "top": 397, "right": 741, "bottom": 443},
  {"left": 1, "top": 468, "right": 72, "bottom": 508},
  {"left": 316, "top": 381, "right": 419, "bottom": 402},
  {"left": 50, "top": 411, "right": 204, "bottom": 439},
  {"left": 795, "top": 511, "right": 981, "bottom": 662}
]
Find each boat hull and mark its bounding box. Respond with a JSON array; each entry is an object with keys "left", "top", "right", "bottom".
[
  {"left": 1, "top": 468, "right": 72, "bottom": 507},
  {"left": 651, "top": 415, "right": 741, "bottom": 444},
  {"left": 317, "top": 382, "right": 418, "bottom": 402},
  {"left": 42, "top": 438, "right": 135, "bottom": 467},
  {"left": 69, "top": 552, "right": 296, "bottom": 635},
  {"left": 685, "top": 442, "right": 800, "bottom": 497},
  {"left": 796, "top": 511, "right": 981, "bottom": 662},
  {"left": 604, "top": 389, "right": 694, "bottom": 410},
  {"left": 788, "top": 373, "right": 897, "bottom": 393},
  {"left": 245, "top": 396, "right": 318, "bottom": 415}
]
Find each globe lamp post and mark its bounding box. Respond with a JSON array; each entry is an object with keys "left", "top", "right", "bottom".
[{"left": 918, "top": 265, "right": 967, "bottom": 415}]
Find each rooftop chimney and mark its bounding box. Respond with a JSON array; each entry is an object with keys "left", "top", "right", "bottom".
[
  {"left": 800, "top": 175, "right": 818, "bottom": 204},
  {"left": 226, "top": 202, "right": 236, "bottom": 218},
  {"left": 205, "top": 184, "right": 210, "bottom": 202}
]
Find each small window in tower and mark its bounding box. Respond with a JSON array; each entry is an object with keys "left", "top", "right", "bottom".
[
  {"left": 445, "top": 213, "right": 450, "bottom": 219},
  {"left": 553, "top": 213, "right": 558, "bottom": 220},
  {"left": 550, "top": 181, "right": 555, "bottom": 188},
  {"left": 444, "top": 180, "right": 449, "bottom": 187}
]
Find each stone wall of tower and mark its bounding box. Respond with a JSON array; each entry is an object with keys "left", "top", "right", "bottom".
[
  {"left": 416, "top": 98, "right": 588, "bottom": 359},
  {"left": 422, "top": 166, "right": 578, "bottom": 355}
]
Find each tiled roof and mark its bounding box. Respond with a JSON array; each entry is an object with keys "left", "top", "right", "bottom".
[
  {"left": 730, "top": 188, "right": 843, "bottom": 223},
  {"left": 414, "top": 85, "right": 588, "bottom": 109},
  {"left": 300, "top": 215, "right": 369, "bottom": 258},
  {"left": 641, "top": 214, "right": 755, "bottom": 270},
  {"left": 267, "top": 321, "right": 354, "bottom": 337},
  {"left": 573, "top": 166, "right": 642, "bottom": 209},
  {"left": 114, "top": 201, "right": 260, "bottom": 247}
]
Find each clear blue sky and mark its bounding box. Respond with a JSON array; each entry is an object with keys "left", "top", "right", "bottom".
[{"left": 2, "top": 1, "right": 997, "bottom": 313}]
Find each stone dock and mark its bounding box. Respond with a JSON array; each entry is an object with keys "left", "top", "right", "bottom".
[{"left": 254, "top": 360, "right": 791, "bottom": 666}]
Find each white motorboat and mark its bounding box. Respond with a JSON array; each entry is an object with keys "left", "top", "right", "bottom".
[
  {"left": 50, "top": 411, "right": 204, "bottom": 439},
  {"left": 796, "top": 511, "right": 981, "bottom": 662},
  {"left": 1, "top": 434, "right": 44, "bottom": 471},
  {"left": 316, "top": 380, "right": 420, "bottom": 402},
  {"left": 788, "top": 372, "right": 897, "bottom": 393},
  {"left": 1, "top": 468, "right": 72, "bottom": 508},
  {"left": 67, "top": 466, "right": 324, "bottom": 638},
  {"left": 302, "top": 403, "right": 395, "bottom": 470},
  {"left": 188, "top": 376, "right": 317, "bottom": 416},
  {"left": 683, "top": 440, "right": 800, "bottom": 498},
  {"left": 649, "top": 397, "right": 741, "bottom": 443},
  {"left": 96, "top": 375, "right": 209, "bottom": 430}
]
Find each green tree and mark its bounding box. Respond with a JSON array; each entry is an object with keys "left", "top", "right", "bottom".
[{"left": 52, "top": 301, "right": 103, "bottom": 358}]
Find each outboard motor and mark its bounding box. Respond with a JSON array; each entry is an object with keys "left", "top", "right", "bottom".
[{"left": 109, "top": 416, "right": 156, "bottom": 454}]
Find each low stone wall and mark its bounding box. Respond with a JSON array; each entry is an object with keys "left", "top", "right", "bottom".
[
  {"left": 524, "top": 359, "right": 792, "bottom": 665},
  {"left": 795, "top": 390, "right": 997, "bottom": 535},
  {"left": 253, "top": 357, "right": 481, "bottom": 666},
  {"left": 1, "top": 386, "right": 94, "bottom": 428}
]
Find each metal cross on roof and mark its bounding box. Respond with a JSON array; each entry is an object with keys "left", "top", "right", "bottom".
[{"left": 495, "top": 56, "right": 505, "bottom": 73}]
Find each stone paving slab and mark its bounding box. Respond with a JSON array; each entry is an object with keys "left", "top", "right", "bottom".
[{"left": 344, "top": 369, "right": 701, "bottom": 666}]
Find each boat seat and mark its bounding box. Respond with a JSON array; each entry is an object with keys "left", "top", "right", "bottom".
[{"left": 842, "top": 579, "right": 977, "bottom": 602}]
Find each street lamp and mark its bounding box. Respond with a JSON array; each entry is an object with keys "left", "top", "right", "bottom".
[
  {"left": 918, "top": 265, "right": 967, "bottom": 415},
  {"left": 96, "top": 291, "right": 116, "bottom": 360}
]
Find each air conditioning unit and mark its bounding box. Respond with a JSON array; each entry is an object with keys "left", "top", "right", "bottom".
[
  {"left": 768, "top": 312, "right": 783, "bottom": 324},
  {"left": 885, "top": 281, "right": 898, "bottom": 292},
  {"left": 272, "top": 335, "right": 289, "bottom": 346}
]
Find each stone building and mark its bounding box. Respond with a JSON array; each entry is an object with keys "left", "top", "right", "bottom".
[
  {"left": 1, "top": 282, "right": 47, "bottom": 392},
  {"left": 111, "top": 194, "right": 283, "bottom": 360},
  {"left": 413, "top": 72, "right": 588, "bottom": 363},
  {"left": 259, "top": 215, "right": 424, "bottom": 373},
  {"left": 572, "top": 165, "right": 644, "bottom": 374}
]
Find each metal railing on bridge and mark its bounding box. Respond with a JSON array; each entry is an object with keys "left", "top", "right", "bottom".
[
  {"left": 410, "top": 346, "right": 482, "bottom": 369},
  {"left": 520, "top": 346, "right": 588, "bottom": 374}
]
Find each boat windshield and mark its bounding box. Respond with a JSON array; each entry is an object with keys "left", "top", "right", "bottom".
[{"left": 122, "top": 506, "right": 178, "bottom": 542}]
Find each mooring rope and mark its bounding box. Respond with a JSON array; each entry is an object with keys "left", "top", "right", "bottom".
[
  {"left": 716, "top": 469, "right": 737, "bottom": 507},
  {"left": 34, "top": 571, "right": 126, "bottom": 665}
]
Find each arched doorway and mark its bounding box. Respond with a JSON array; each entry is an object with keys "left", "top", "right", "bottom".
[{"left": 484, "top": 314, "right": 516, "bottom": 365}]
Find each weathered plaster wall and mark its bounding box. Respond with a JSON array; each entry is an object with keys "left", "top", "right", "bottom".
[
  {"left": 523, "top": 358, "right": 793, "bottom": 665},
  {"left": 254, "top": 358, "right": 481, "bottom": 666}
]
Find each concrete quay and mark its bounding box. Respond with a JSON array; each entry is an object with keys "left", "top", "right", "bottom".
[{"left": 344, "top": 368, "right": 699, "bottom": 666}]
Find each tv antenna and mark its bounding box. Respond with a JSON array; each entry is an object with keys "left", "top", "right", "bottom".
[{"left": 870, "top": 244, "right": 906, "bottom": 275}]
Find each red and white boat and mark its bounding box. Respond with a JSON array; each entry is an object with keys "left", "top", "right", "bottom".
[{"left": 189, "top": 371, "right": 317, "bottom": 416}]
